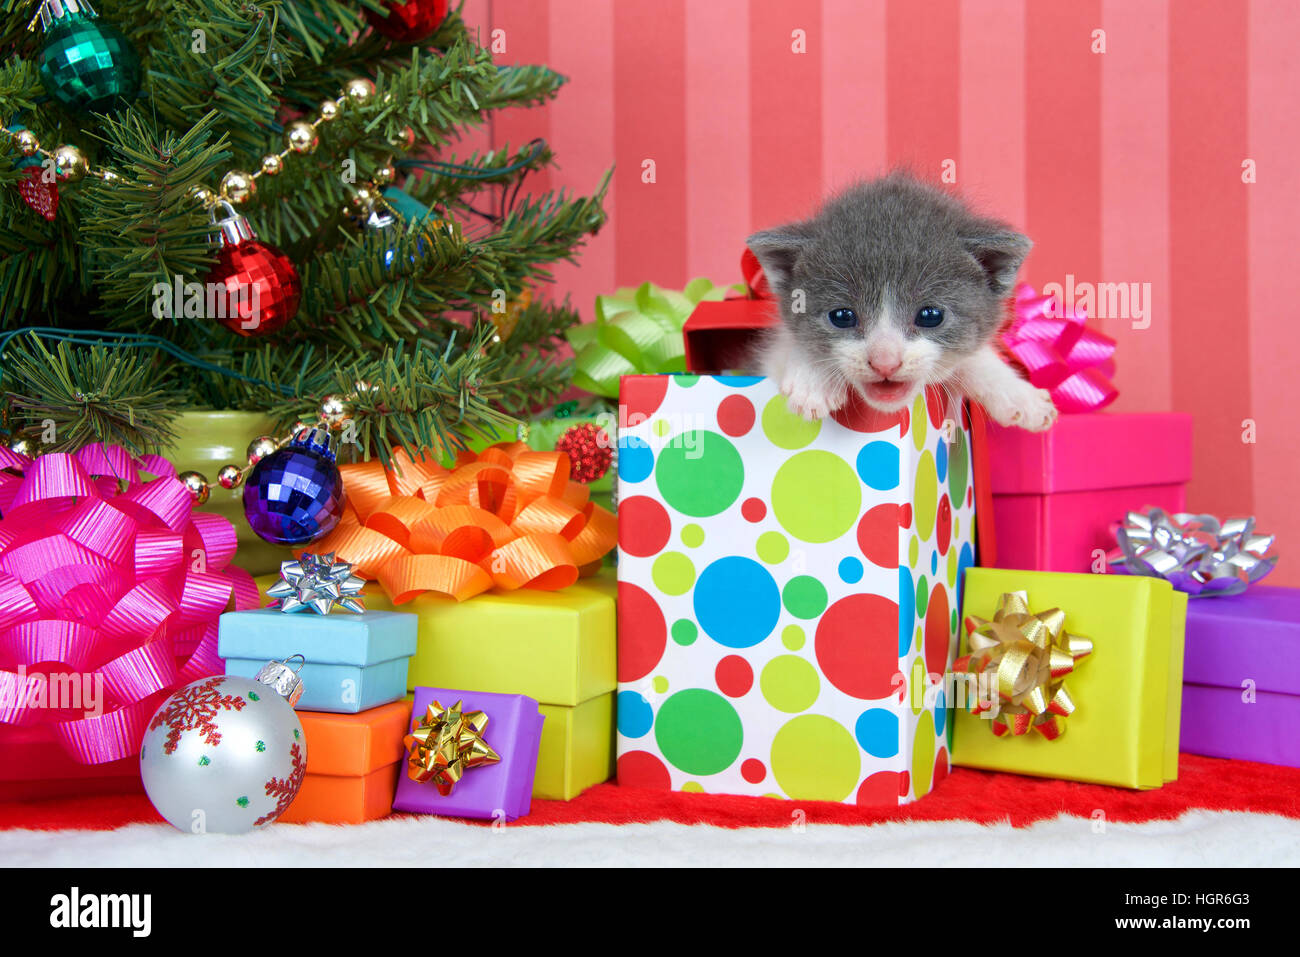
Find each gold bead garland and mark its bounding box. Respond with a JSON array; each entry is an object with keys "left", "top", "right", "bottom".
[{"left": 1, "top": 75, "right": 392, "bottom": 210}]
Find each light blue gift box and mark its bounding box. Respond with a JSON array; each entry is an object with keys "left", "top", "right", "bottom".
[{"left": 218, "top": 609, "right": 418, "bottom": 713}]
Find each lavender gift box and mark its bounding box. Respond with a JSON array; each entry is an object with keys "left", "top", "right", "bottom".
[
  {"left": 1179, "top": 586, "right": 1300, "bottom": 768},
  {"left": 391, "top": 687, "right": 545, "bottom": 821}
]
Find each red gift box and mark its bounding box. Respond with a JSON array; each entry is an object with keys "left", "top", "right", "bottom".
[
  {"left": 682, "top": 250, "right": 778, "bottom": 374},
  {"left": 0, "top": 725, "right": 143, "bottom": 801}
]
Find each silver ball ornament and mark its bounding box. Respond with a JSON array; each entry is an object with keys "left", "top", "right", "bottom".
[{"left": 140, "top": 672, "right": 306, "bottom": 834}]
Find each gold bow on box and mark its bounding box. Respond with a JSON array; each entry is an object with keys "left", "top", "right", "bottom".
[
  {"left": 403, "top": 700, "right": 501, "bottom": 795},
  {"left": 953, "top": 591, "right": 1093, "bottom": 740}
]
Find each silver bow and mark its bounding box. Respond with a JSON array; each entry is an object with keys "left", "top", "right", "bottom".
[
  {"left": 267, "top": 552, "right": 366, "bottom": 614},
  {"left": 1108, "top": 507, "right": 1277, "bottom": 597}
]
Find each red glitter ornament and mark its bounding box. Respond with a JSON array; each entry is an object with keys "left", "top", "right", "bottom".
[
  {"left": 204, "top": 205, "right": 301, "bottom": 337},
  {"left": 555, "top": 423, "right": 612, "bottom": 484},
  {"left": 16, "top": 167, "right": 58, "bottom": 221},
  {"left": 364, "top": 0, "right": 449, "bottom": 43}
]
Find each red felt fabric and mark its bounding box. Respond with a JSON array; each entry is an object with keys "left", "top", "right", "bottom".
[{"left": 1, "top": 754, "right": 1297, "bottom": 831}]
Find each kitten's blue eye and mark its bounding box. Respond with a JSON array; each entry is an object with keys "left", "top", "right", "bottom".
[
  {"left": 828, "top": 307, "right": 858, "bottom": 328},
  {"left": 915, "top": 306, "right": 944, "bottom": 328}
]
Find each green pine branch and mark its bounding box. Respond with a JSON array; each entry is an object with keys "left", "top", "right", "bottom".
[{"left": 2, "top": 334, "right": 182, "bottom": 456}]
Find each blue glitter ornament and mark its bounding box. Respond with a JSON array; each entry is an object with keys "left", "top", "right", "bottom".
[{"left": 243, "top": 427, "right": 345, "bottom": 546}]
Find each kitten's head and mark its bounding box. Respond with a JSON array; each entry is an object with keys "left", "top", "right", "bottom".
[{"left": 747, "top": 173, "right": 1031, "bottom": 411}]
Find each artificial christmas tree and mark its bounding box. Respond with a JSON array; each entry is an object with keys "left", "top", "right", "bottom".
[{"left": 0, "top": 0, "right": 607, "bottom": 534}]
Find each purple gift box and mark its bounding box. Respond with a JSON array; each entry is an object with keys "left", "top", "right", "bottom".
[
  {"left": 392, "top": 687, "right": 545, "bottom": 821},
  {"left": 1180, "top": 586, "right": 1300, "bottom": 768}
]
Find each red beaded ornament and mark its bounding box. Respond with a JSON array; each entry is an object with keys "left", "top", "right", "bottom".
[
  {"left": 555, "top": 423, "right": 613, "bottom": 484},
  {"left": 16, "top": 167, "right": 58, "bottom": 220}
]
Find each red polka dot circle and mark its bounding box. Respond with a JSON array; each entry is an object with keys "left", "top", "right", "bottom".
[
  {"left": 623, "top": 376, "right": 669, "bottom": 422},
  {"left": 857, "top": 504, "right": 900, "bottom": 568},
  {"left": 716, "top": 394, "right": 756, "bottom": 437},
  {"left": 924, "top": 585, "right": 951, "bottom": 677},
  {"left": 618, "top": 496, "right": 671, "bottom": 558},
  {"left": 617, "top": 582, "right": 666, "bottom": 683},
  {"left": 741, "top": 497, "right": 766, "bottom": 522},
  {"left": 814, "top": 594, "right": 902, "bottom": 699},
  {"left": 617, "top": 750, "right": 672, "bottom": 789},
  {"left": 715, "top": 655, "right": 754, "bottom": 697},
  {"left": 933, "top": 748, "right": 950, "bottom": 788},
  {"left": 926, "top": 387, "right": 947, "bottom": 428},
  {"left": 833, "top": 391, "right": 909, "bottom": 434},
  {"left": 935, "top": 494, "right": 952, "bottom": 554},
  {"left": 741, "top": 758, "right": 766, "bottom": 784},
  {"left": 856, "top": 770, "right": 901, "bottom": 806}
]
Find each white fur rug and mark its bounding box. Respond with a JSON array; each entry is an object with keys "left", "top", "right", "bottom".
[{"left": 4, "top": 810, "right": 1297, "bottom": 867}]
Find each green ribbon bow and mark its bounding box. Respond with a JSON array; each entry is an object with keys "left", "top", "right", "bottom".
[{"left": 567, "top": 278, "right": 740, "bottom": 398}]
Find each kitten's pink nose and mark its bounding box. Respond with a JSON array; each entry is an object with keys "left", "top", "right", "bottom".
[{"left": 868, "top": 357, "right": 903, "bottom": 379}]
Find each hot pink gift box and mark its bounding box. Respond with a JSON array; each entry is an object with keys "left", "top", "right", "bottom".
[{"left": 987, "top": 412, "right": 1192, "bottom": 572}]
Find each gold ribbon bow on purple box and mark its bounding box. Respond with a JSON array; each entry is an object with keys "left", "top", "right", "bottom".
[
  {"left": 403, "top": 700, "right": 501, "bottom": 795},
  {"left": 953, "top": 591, "right": 1093, "bottom": 740},
  {"left": 1109, "top": 507, "right": 1278, "bottom": 597},
  {"left": 1001, "top": 283, "right": 1118, "bottom": 413}
]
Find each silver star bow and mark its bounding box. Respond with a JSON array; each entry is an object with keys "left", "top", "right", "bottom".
[
  {"left": 1108, "top": 507, "right": 1278, "bottom": 597},
  {"left": 267, "top": 552, "right": 366, "bottom": 614}
]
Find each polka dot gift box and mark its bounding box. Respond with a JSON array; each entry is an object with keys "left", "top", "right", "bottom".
[{"left": 616, "top": 374, "right": 982, "bottom": 805}]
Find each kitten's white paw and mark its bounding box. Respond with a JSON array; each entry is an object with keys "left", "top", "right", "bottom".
[
  {"left": 985, "top": 380, "right": 1057, "bottom": 432},
  {"left": 780, "top": 372, "right": 846, "bottom": 421}
]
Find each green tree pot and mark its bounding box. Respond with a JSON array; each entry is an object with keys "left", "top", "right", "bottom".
[{"left": 162, "top": 410, "right": 295, "bottom": 577}]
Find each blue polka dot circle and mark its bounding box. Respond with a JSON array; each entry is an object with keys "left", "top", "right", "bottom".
[
  {"left": 930, "top": 551, "right": 938, "bottom": 575},
  {"left": 897, "top": 567, "right": 915, "bottom": 655},
  {"left": 934, "top": 687, "right": 948, "bottom": 736},
  {"left": 854, "top": 708, "right": 900, "bottom": 758},
  {"left": 855, "top": 441, "right": 900, "bottom": 491},
  {"left": 618, "top": 435, "right": 654, "bottom": 483},
  {"left": 694, "top": 556, "right": 780, "bottom": 648},
  {"left": 617, "top": 690, "right": 654, "bottom": 738},
  {"left": 715, "top": 375, "right": 764, "bottom": 387},
  {"left": 957, "top": 542, "right": 975, "bottom": 596},
  {"left": 838, "top": 556, "right": 863, "bottom": 583},
  {"left": 936, "top": 439, "right": 948, "bottom": 482}
]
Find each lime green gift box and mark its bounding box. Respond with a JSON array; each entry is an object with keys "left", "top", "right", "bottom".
[
  {"left": 952, "top": 567, "right": 1187, "bottom": 789},
  {"left": 366, "top": 572, "right": 617, "bottom": 800}
]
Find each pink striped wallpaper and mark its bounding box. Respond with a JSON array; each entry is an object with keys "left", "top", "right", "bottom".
[{"left": 470, "top": 0, "right": 1299, "bottom": 586}]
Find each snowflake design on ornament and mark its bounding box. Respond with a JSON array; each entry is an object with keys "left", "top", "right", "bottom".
[
  {"left": 148, "top": 677, "right": 247, "bottom": 756},
  {"left": 256, "top": 742, "right": 305, "bottom": 826}
]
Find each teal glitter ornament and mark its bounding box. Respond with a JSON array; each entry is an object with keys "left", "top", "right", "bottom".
[{"left": 36, "top": 0, "right": 141, "bottom": 115}]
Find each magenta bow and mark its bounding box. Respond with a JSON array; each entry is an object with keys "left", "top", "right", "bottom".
[
  {"left": 0, "top": 444, "right": 258, "bottom": 764},
  {"left": 1001, "top": 283, "right": 1118, "bottom": 413}
]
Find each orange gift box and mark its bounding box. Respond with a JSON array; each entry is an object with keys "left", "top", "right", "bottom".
[{"left": 279, "top": 699, "right": 412, "bottom": 824}]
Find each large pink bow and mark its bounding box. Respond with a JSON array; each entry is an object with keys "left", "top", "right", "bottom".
[
  {"left": 0, "top": 445, "right": 258, "bottom": 764},
  {"left": 1001, "top": 283, "right": 1118, "bottom": 413}
]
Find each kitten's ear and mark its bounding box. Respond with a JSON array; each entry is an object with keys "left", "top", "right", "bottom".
[
  {"left": 746, "top": 227, "right": 812, "bottom": 293},
  {"left": 961, "top": 228, "right": 1032, "bottom": 297}
]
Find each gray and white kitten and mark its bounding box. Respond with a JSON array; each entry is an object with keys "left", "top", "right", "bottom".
[{"left": 747, "top": 173, "right": 1057, "bottom": 430}]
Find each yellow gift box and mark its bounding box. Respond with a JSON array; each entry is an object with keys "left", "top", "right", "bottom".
[
  {"left": 951, "top": 567, "right": 1187, "bottom": 789},
  {"left": 365, "top": 571, "right": 617, "bottom": 800}
]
